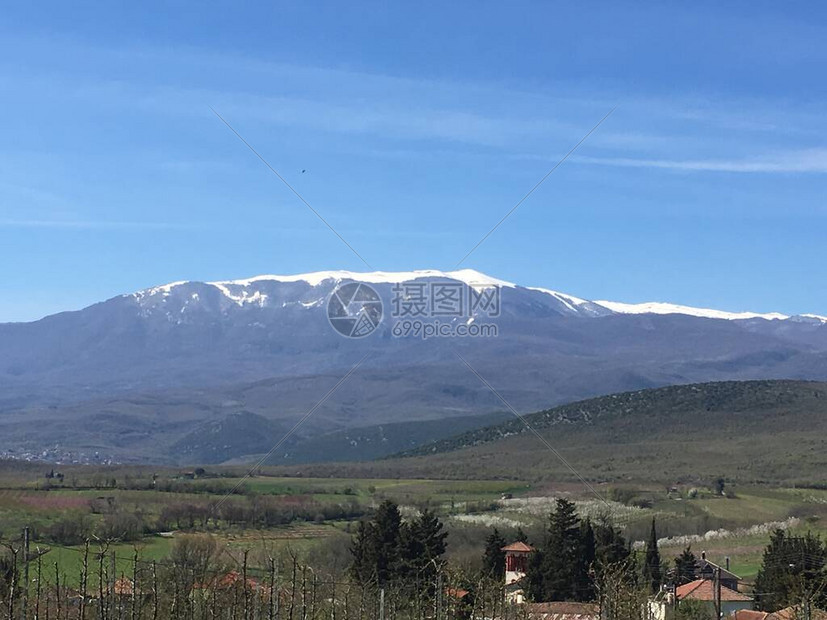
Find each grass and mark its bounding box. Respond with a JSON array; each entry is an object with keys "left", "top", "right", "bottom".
[{"left": 3, "top": 462, "right": 826, "bottom": 589}]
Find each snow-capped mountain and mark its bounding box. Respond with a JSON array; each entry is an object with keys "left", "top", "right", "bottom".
[
  {"left": 129, "top": 268, "right": 823, "bottom": 323},
  {"left": 1, "top": 269, "right": 825, "bottom": 463}
]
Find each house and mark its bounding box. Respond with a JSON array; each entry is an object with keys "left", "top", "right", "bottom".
[
  {"left": 729, "top": 606, "right": 827, "bottom": 620},
  {"left": 113, "top": 577, "right": 137, "bottom": 597},
  {"left": 697, "top": 552, "right": 741, "bottom": 591},
  {"left": 526, "top": 601, "right": 599, "bottom": 620},
  {"left": 191, "top": 571, "right": 271, "bottom": 599},
  {"left": 502, "top": 541, "right": 534, "bottom": 604},
  {"left": 650, "top": 579, "right": 753, "bottom": 620}
]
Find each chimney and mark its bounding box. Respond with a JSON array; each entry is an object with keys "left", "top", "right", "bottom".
[
  {"left": 725, "top": 557, "right": 730, "bottom": 571},
  {"left": 701, "top": 551, "right": 706, "bottom": 560}
]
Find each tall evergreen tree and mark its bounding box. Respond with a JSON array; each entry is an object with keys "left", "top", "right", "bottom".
[
  {"left": 525, "top": 547, "right": 546, "bottom": 602},
  {"left": 515, "top": 527, "right": 529, "bottom": 543},
  {"left": 372, "top": 500, "right": 404, "bottom": 586},
  {"left": 576, "top": 519, "right": 597, "bottom": 600},
  {"left": 350, "top": 520, "right": 376, "bottom": 584},
  {"left": 351, "top": 501, "right": 448, "bottom": 589},
  {"left": 403, "top": 508, "right": 447, "bottom": 583},
  {"left": 674, "top": 546, "right": 697, "bottom": 585},
  {"left": 754, "top": 529, "right": 826, "bottom": 611},
  {"left": 350, "top": 500, "right": 404, "bottom": 586},
  {"left": 643, "top": 518, "right": 663, "bottom": 593},
  {"left": 541, "top": 498, "right": 587, "bottom": 601},
  {"left": 593, "top": 518, "right": 629, "bottom": 568},
  {"left": 482, "top": 528, "right": 507, "bottom": 579}
]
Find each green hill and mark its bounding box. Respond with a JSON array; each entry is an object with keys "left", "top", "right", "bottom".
[{"left": 274, "top": 380, "right": 827, "bottom": 485}]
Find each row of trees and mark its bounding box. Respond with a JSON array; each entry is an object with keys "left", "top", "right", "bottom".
[{"left": 38, "top": 496, "right": 368, "bottom": 546}]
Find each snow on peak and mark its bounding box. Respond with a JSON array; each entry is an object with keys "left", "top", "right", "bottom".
[
  {"left": 526, "top": 287, "right": 592, "bottom": 312},
  {"left": 131, "top": 269, "right": 820, "bottom": 323},
  {"left": 791, "top": 313, "right": 827, "bottom": 324},
  {"left": 594, "top": 300, "right": 789, "bottom": 321},
  {"left": 207, "top": 269, "right": 515, "bottom": 289}
]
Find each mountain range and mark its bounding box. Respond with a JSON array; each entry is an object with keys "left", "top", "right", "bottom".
[{"left": 1, "top": 269, "right": 825, "bottom": 464}]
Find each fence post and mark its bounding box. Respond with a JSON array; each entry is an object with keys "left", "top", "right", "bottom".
[
  {"left": 378, "top": 589, "right": 384, "bottom": 620},
  {"left": 21, "top": 528, "right": 29, "bottom": 620},
  {"left": 79, "top": 541, "right": 89, "bottom": 620}
]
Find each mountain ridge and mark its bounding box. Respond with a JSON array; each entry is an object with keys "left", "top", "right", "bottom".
[
  {"left": 119, "top": 268, "right": 823, "bottom": 323},
  {"left": 1, "top": 270, "right": 826, "bottom": 463}
]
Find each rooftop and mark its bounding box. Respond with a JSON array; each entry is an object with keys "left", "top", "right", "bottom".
[{"left": 677, "top": 579, "right": 752, "bottom": 602}]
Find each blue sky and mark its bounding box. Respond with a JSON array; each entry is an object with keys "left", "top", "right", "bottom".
[{"left": 1, "top": 2, "right": 826, "bottom": 321}]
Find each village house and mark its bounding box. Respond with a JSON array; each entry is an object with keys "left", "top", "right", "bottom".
[
  {"left": 502, "top": 541, "right": 533, "bottom": 604},
  {"left": 696, "top": 552, "right": 741, "bottom": 591},
  {"left": 728, "top": 607, "right": 827, "bottom": 620},
  {"left": 650, "top": 579, "right": 754, "bottom": 620}
]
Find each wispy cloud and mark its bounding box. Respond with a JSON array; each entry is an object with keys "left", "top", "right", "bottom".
[{"left": 574, "top": 148, "right": 827, "bottom": 173}]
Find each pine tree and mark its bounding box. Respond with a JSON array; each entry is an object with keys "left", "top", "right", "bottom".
[
  {"left": 575, "top": 519, "right": 596, "bottom": 600},
  {"left": 372, "top": 500, "right": 404, "bottom": 586},
  {"left": 350, "top": 500, "right": 404, "bottom": 586},
  {"left": 525, "top": 547, "right": 546, "bottom": 602},
  {"left": 482, "top": 528, "right": 507, "bottom": 579},
  {"left": 350, "top": 520, "right": 376, "bottom": 584},
  {"left": 351, "top": 501, "right": 448, "bottom": 589},
  {"left": 515, "top": 527, "right": 529, "bottom": 543},
  {"left": 593, "top": 518, "right": 629, "bottom": 568},
  {"left": 674, "top": 546, "right": 697, "bottom": 585},
  {"left": 403, "top": 508, "right": 447, "bottom": 584},
  {"left": 754, "top": 529, "right": 827, "bottom": 611},
  {"left": 643, "top": 518, "right": 663, "bottom": 593},
  {"left": 541, "top": 498, "right": 584, "bottom": 601}
]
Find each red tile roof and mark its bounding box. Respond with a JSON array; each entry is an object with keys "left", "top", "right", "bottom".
[
  {"left": 677, "top": 579, "right": 752, "bottom": 602},
  {"left": 445, "top": 587, "right": 470, "bottom": 599},
  {"left": 728, "top": 607, "right": 827, "bottom": 620},
  {"left": 527, "top": 602, "right": 599, "bottom": 620},
  {"left": 192, "top": 571, "right": 263, "bottom": 592},
  {"left": 728, "top": 610, "right": 767, "bottom": 620},
  {"left": 113, "top": 577, "right": 135, "bottom": 596},
  {"left": 502, "top": 541, "right": 534, "bottom": 553},
  {"left": 768, "top": 607, "right": 827, "bottom": 620}
]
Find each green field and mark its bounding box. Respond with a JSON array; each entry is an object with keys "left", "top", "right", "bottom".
[{"left": 2, "top": 460, "right": 825, "bottom": 588}]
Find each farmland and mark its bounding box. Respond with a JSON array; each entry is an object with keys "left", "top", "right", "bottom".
[{"left": 1, "top": 460, "right": 825, "bottom": 588}]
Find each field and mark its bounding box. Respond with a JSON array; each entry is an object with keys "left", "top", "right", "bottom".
[{"left": 1, "top": 460, "right": 826, "bottom": 588}]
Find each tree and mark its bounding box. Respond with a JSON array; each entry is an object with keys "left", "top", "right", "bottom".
[
  {"left": 674, "top": 599, "right": 714, "bottom": 620},
  {"left": 525, "top": 498, "right": 592, "bottom": 602},
  {"left": 401, "top": 508, "right": 447, "bottom": 584},
  {"left": 0, "top": 552, "right": 15, "bottom": 601},
  {"left": 482, "top": 528, "right": 507, "bottom": 579},
  {"left": 574, "top": 518, "right": 597, "bottom": 600},
  {"left": 372, "top": 500, "right": 404, "bottom": 586},
  {"left": 754, "top": 529, "right": 827, "bottom": 611},
  {"left": 515, "top": 527, "right": 529, "bottom": 543},
  {"left": 593, "top": 518, "right": 629, "bottom": 568},
  {"left": 674, "top": 547, "right": 697, "bottom": 585},
  {"left": 169, "top": 534, "right": 223, "bottom": 590},
  {"left": 349, "top": 519, "right": 376, "bottom": 584},
  {"left": 350, "top": 500, "right": 447, "bottom": 588},
  {"left": 544, "top": 498, "right": 585, "bottom": 600},
  {"left": 643, "top": 518, "right": 663, "bottom": 593},
  {"left": 596, "top": 558, "right": 649, "bottom": 620},
  {"left": 525, "top": 547, "right": 546, "bottom": 602}
]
